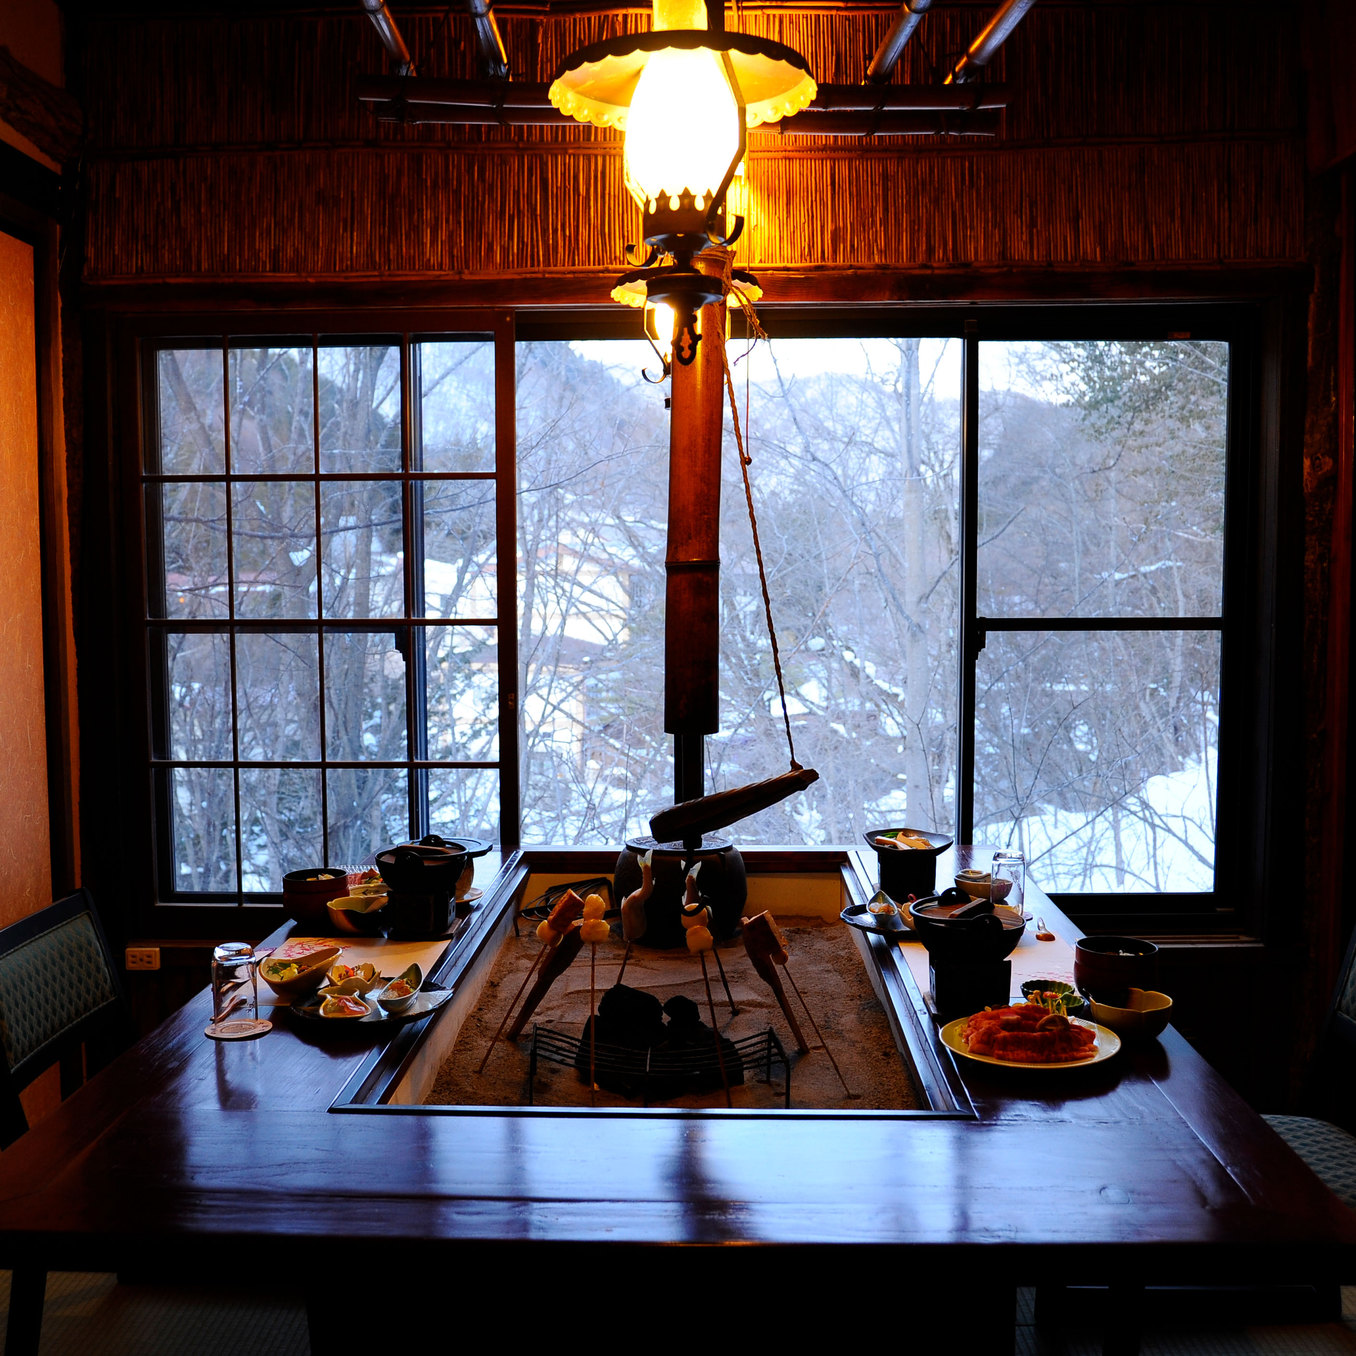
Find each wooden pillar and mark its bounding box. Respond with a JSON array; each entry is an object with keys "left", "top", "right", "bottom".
[{"left": 664, "top": 250, "right": 728, "bottom": 804}]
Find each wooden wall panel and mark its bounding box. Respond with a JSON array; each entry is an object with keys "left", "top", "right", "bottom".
[
  {"left": 0, "top": 230, "right": 52, "bottom": 927},
  {"left": 76, "top": 2, "right": 1307, "bottom": 284}
]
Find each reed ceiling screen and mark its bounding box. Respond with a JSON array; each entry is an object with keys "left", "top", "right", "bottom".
[{"left": 77, "top": 1, "right": 1304, "bottom": 284}]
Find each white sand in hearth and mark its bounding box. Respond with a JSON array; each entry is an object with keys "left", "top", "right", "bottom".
[{"left": 428, "top": 917, "right": 922, "bottom": 1111}]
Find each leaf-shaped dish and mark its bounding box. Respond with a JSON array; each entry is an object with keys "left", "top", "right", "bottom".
[{"left": 376, "top": 963, "right": 423, "bottom": 1014}]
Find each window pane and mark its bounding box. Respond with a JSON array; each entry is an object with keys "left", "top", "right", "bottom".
[
  {"left": 156, "top": 348, "right": 224, "bottom": 474},
  {"left": 517, "top": 339, "right": 672, "bottom": 844},
  {"left": 323, "top": 631, "right": 407, "bottom": 762},
  {"left": 240, "top": 766, "right": 322, "bottom": 892},
  {"left": 160, "top": 482, "right": 229, "bottom": 618},
  {"left": 236, "top": 632, "right": 320, "bottom": 761},
  {"left": 422, "top": 480, "right": 496, "bottom": 617},
  {"left": 229, "top": 345, "right": 314, "bottom": 475},
  {"left": 719, "top": 336, "right": 962, "bottom": 845},
  {"left": 166, "top": 631, "right": 232, "bottom": 761},
  {"left": 232, "top": 480, "right": 317, "bottom": 618},
  {"left": 426, "top": 625, "right": 498, "bottom": 760},
  {"left": 326, "top": 766, "right": 408, "bottom": 866},
  {"left": 418, "top": 339, "right": 495, "bottom": 472},
  {"left": 429, "top": 768, "right": 500, "bottom": 842},
  {"left": 320, "top": 480, "right": 405, "bottom": 618},
  {"left": 170, "top": 767, "right": 236, "bottom": 891},
  {"left": 977, "top": 340, "right": 1227, "bottom": 620},
  {"left": 318, "top": 343, "right": 401, "bottom": 474},
  {"left": 973, "top": 629, "right": 1220, "bottom": 893}
]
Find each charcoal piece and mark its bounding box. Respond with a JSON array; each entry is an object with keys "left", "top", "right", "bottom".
[
  {"left": 656, "top": 1014, "right": 745, "bottom": 1092},
  {"left": 662, "top": 994, "right": 701, "bottom": 1029},
  {"left": 599, "top": 983, "right": 666, "bottom": 1046},
  {"left": 574, "top": 984, "right": 665, "bottom": 1096},
  {"left": 575, "top": 1015, "right": 654, "bottom": 1096},
  {"left": 573, "top": 983, "right": 743, "bottom": 1098}
]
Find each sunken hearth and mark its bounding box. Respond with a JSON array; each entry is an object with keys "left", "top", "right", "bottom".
[{"left": 429, "top": 917, "right": 922, "bottom": 1111}]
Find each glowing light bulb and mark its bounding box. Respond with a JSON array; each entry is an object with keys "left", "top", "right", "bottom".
[
  {"left": 646, "top": 300, "right": 678, "bottom": 352},
  {"left": 622, "top": 47, "right": 741, "bottom": 210}
]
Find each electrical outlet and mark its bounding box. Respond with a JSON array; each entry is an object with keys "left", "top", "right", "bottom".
[{"left": 126, "top": 947, "right": 160, "bottom": 972}]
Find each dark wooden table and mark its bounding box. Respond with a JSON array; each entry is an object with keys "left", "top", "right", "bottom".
[{"left": 1, "top": 847, "right": 1352, "bottom": 1352}]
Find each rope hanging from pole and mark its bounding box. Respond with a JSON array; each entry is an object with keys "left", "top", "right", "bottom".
[
  {"left": 646, "top": 257, "right": 821, "bottom": 847},
  {"left": 719, "top": 265, "right": 801, "bottom": 774}
]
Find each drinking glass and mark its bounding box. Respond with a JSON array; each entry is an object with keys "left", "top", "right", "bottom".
[
  {"left": 991, "top": 851, "right": 1025, "bottom": 918},
  {"left": 208, "top": 942, "right": 267, "bottom": 1038}
]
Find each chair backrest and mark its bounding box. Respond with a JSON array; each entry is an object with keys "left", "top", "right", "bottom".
[{"left": 0, "top": 889, "right": 130, "bottom": 1148}]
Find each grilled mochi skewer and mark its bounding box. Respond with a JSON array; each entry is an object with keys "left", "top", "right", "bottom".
[
  {"left": 479, "top": 889, "right": 587, "bottom": 1072},
  {"left": 741, "top": 910, "right": 808, "bottom": 1053},
  {"left": 507, "top": 892, "right": 587, "bottom": 1041}
]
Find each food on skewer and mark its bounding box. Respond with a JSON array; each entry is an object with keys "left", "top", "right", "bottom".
[
  {"left": 684, "top": 924, "right": 714, "bottom": 953},
  {"left": 536, "top": 888, "right": 586, "bottom": 944},
  {"left": 742, "top": 910, "right": 789, "bottom": 969},
  {"left": 620, "top": 850, "right": 653, "bottom": 942},
  {"left": 508, "top": 926, "right": 585, "bottom": 1041},
  {"left": 580, "top": 891, "right": 610, "bottom": 944},
  {"left": 741, "top": 911, "right": 806, "bottom": 1052},
  {"left": 482, "top": 889, "right": 587, "bottom": 1072},
  {"left": 580, "top": 918, "right": 610, "bottom": 944}
]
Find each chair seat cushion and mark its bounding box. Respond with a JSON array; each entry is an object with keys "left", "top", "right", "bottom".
[{"left": 1263, "top": 1114, "right": 1356, "bottom": 1209}]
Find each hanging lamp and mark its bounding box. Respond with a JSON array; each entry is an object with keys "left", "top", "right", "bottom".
[{"left": 548, "top": 0, "right": 814, "bottom": 363}]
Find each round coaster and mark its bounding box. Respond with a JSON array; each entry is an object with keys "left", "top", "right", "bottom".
[{"left": 205, "top": 1018, "right": 273, "bottom": 1041}]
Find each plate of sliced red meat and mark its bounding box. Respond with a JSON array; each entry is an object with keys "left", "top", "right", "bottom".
[{"left": 940, "top": 1004, "right": 1120, "bottom": 1068}]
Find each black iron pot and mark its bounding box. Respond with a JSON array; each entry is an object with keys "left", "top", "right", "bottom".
[
  {"left": 910, "top": 887, "right": 1025, "bottom": 966},
  {"left": 374, "top": 841, "right": 469, "bottom": 896}
]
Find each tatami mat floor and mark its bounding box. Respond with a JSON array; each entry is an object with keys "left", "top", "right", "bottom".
[{"left": 4, "top": 1275, "right": 1356, "bottom": 1353}]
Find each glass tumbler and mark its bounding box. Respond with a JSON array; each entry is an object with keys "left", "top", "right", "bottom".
[
  {"left": 208, "top": 942, "right": 264, "bottom": 1037},
  {"left": 991, "top": 851, "right": 1026, "bottom": 919}
]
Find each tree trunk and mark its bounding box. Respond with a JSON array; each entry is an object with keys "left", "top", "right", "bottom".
[{"left": 899, "top": 339, "right": 932, "bottom": 824}]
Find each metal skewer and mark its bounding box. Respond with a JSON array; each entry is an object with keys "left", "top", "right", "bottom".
[
  {"left": 478, "top": 942, "right": 549, "bottom": 1073},
  {"left": 782, "top": 963, "right": 858, "bottom": 1099}
]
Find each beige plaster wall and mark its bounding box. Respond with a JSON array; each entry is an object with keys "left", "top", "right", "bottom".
[{"left": 0, "top": 229, "right": 52, "bottom": 928}]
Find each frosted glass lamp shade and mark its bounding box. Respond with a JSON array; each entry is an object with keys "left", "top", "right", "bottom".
[{"left": 623, "top": 47, "right": 742, "bottom": 211}]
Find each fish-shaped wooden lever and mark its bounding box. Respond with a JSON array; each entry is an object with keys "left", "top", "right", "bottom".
[{"left": 649, "top": 766, "right": 820, "bottom": 846}]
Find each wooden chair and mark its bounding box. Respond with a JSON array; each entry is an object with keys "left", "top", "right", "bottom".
[{"left": 0, "top": 889, "right": 133, "bottom": 1356}]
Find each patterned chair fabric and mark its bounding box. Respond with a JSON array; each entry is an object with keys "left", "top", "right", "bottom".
[
  {"left": 1336, "top": 952, "right": 1356, "bottom": 1026},
  {"left": 0, "top": 912, "right": 121, "bottom": 1076},
  {"left": 1263, "top": 1114, "right": 1356, "bottom": 1211}
]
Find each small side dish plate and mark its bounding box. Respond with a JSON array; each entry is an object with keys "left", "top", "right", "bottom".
[
  {"left": 291, "top": 987, "right": 453, "bottom": 1028},
  {"left": 939, "top": 1016, "right": 1120, "bottom": 1069},
  {"left": 840, "top": 901, "right": 914, "bottom": 937}
]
